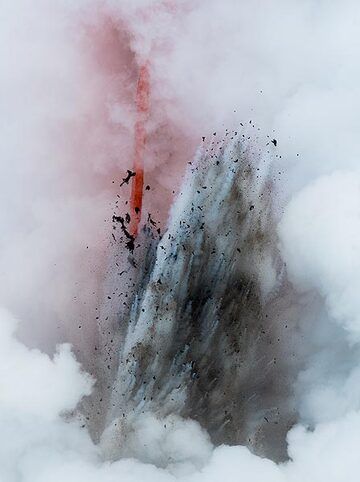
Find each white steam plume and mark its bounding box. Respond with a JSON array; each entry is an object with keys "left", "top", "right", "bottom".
[{"left": 1, "top": 0, "right": 360, "bottom": 481}]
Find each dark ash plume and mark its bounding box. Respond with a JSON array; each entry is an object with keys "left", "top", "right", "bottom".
[{"left": 106, "top": 137, "right": 297, "bottom": 462}]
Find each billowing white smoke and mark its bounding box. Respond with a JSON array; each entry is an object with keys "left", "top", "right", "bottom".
[
  {"left": 2, "top": 0, "right": 360, "bottom": 481},
  {"left": 279, "top": 171, "right": 360, "bottom": 425},
  {"left": 4, "top": 300, "right": 360, "bottom": 482},
  {"left": 0, "top": 0, "right": 117, "bottom": 358}
]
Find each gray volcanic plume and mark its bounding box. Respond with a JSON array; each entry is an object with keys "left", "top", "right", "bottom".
[{"left": 104, "top": 137, "right": 296, "bottom": 462}]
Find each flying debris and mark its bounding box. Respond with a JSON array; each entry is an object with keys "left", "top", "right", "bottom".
[
  {"left": 107, "top": 137, "right": 294, "bottom": 462},
  {"left": 120, "top": 170, "right": 136, "bottom": 187}
]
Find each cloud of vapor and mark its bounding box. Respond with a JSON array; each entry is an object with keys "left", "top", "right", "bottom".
[
  {"left": 4, "top": 300, "right": 360, "bottom": 482},
  {"left": 0, "top": 0, "right": 116, "bottom": 358},
  {"left": 2, "top": 0, "right": 360, "bottom": 481},
  {"left": 279, "top": 170, "right": 360, "bottom": 425}
]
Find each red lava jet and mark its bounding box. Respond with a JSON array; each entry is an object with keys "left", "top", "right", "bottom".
[
  {"left": 128, "top": 0, "right": 179, "bottom": 237},
  {"left": 129, "top": 63, "right": 151, "bottom": 237}
]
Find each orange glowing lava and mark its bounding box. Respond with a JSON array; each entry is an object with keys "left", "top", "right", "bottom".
[{"left": 129, "top": 63, "right": 151, "bottom": 237}]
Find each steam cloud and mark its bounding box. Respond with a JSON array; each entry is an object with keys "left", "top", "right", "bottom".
[{"left": 1, "top": 0, "right": 360, "bottom": 481}]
